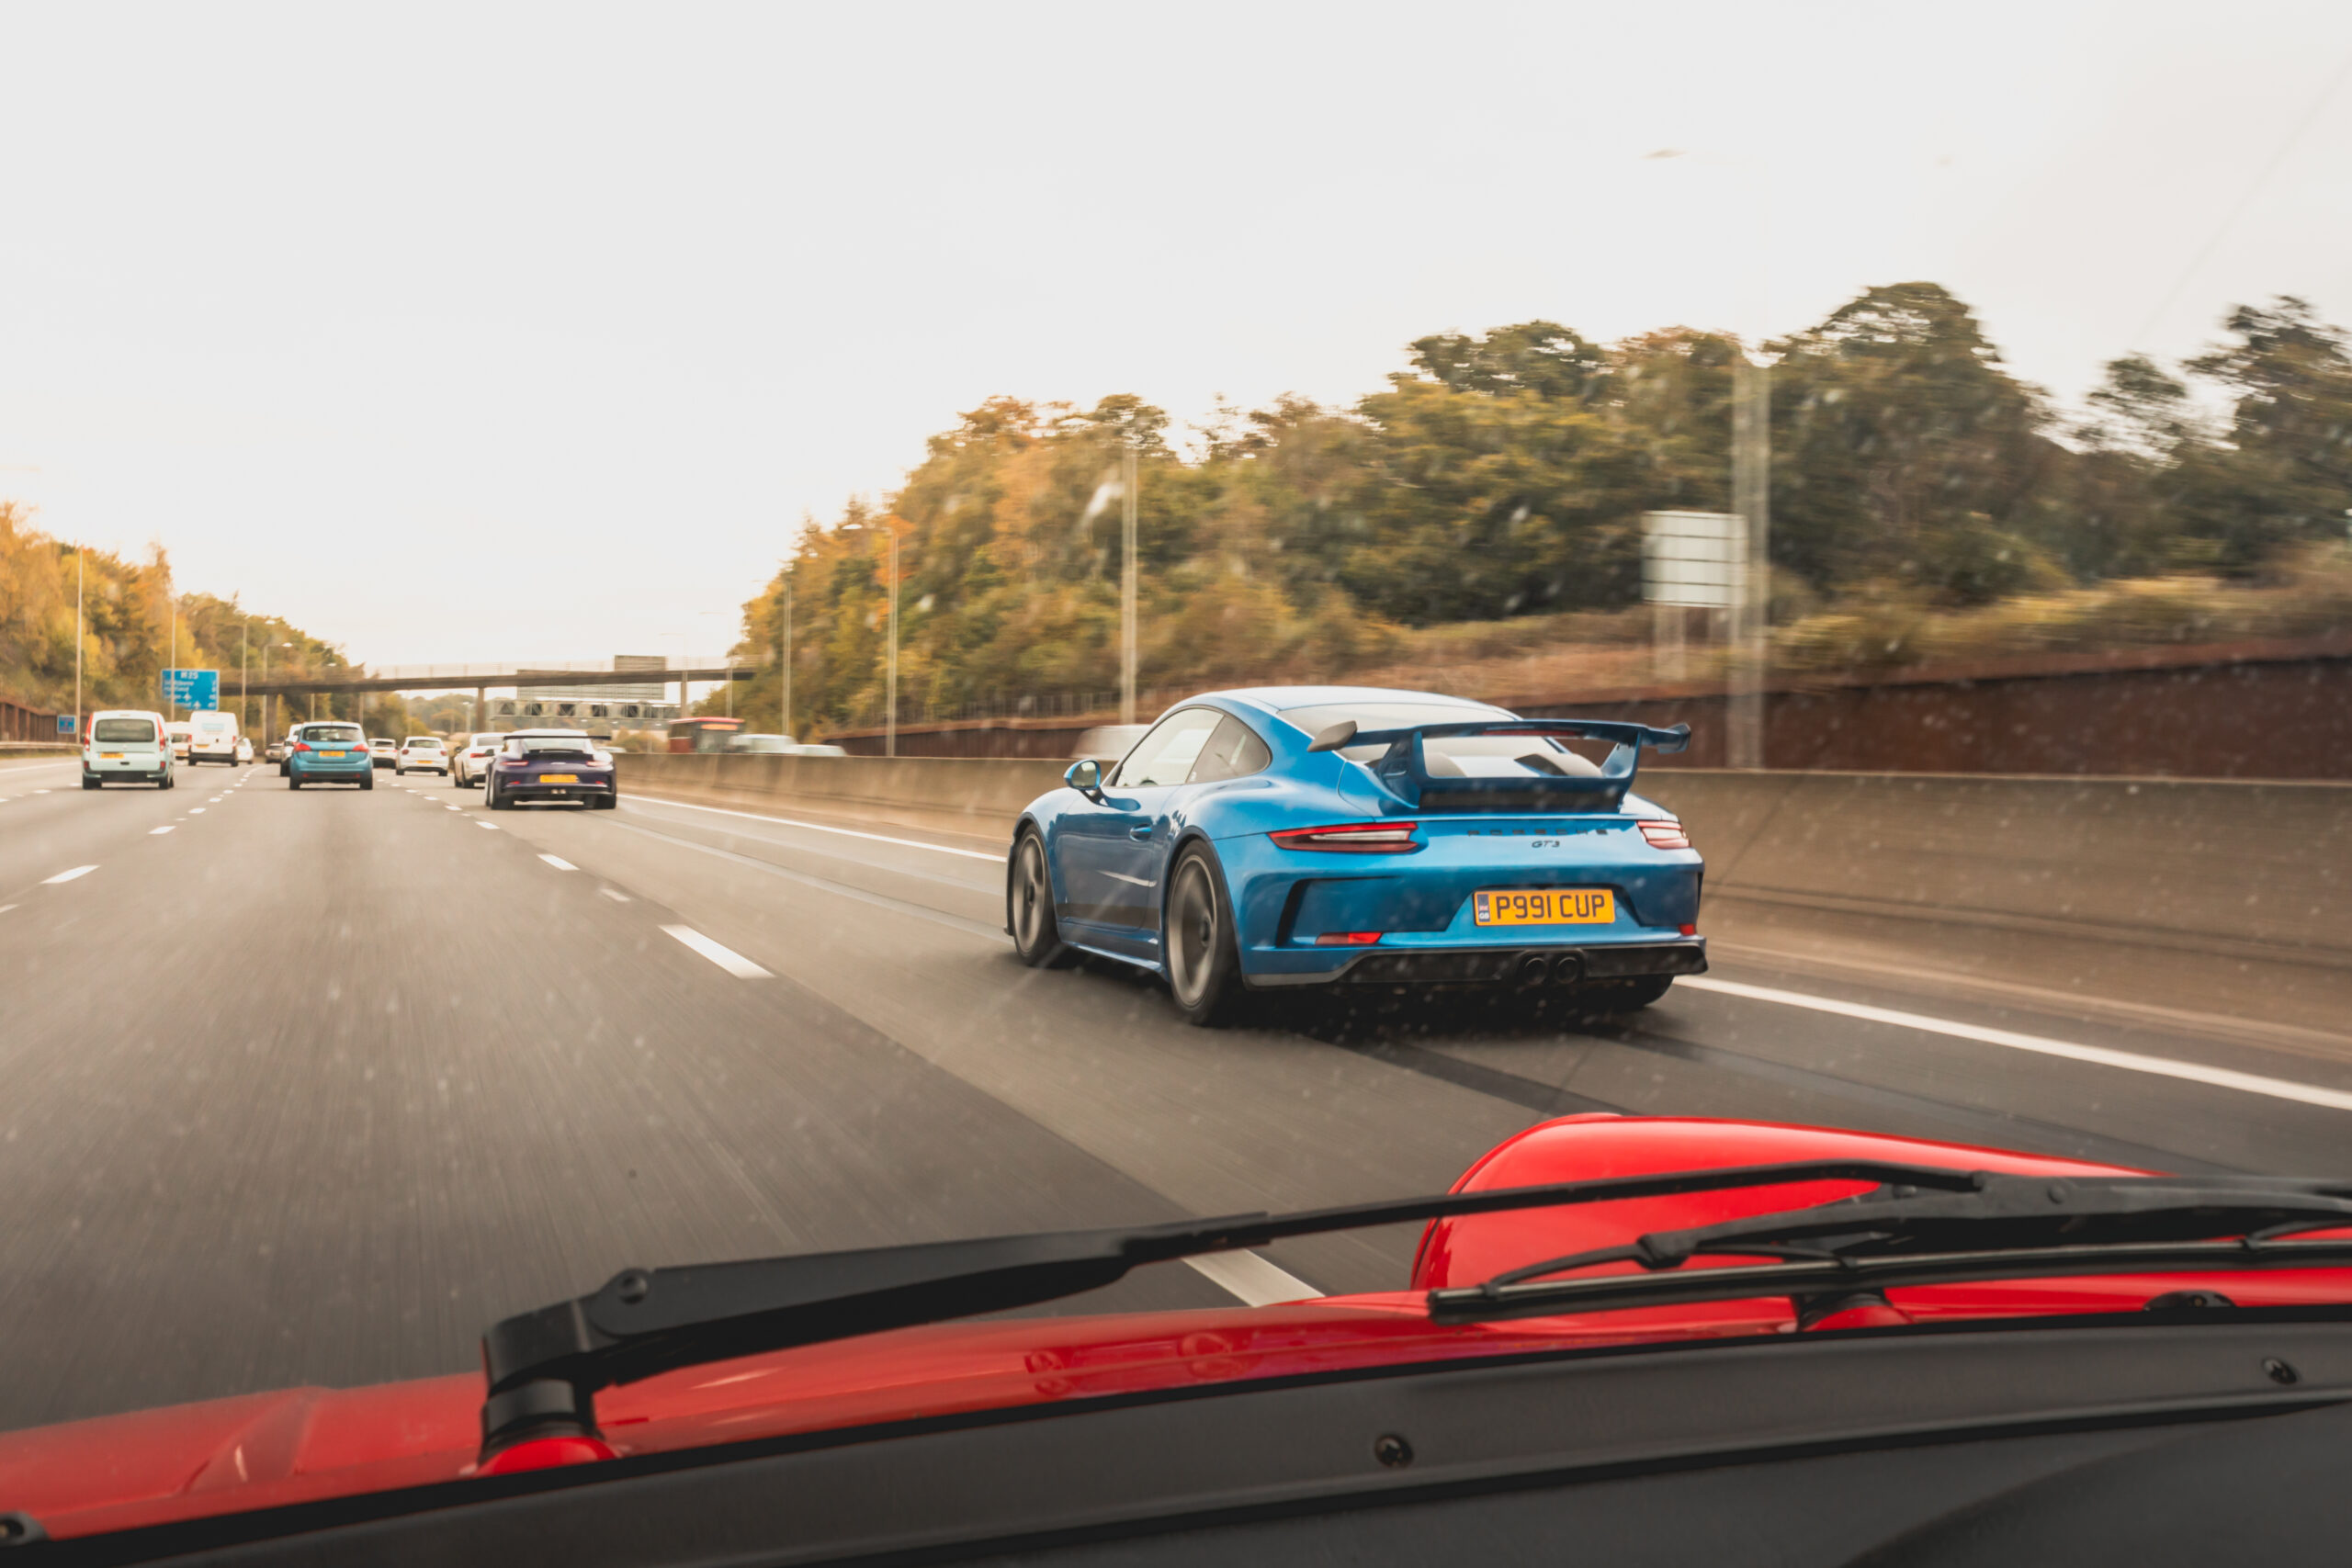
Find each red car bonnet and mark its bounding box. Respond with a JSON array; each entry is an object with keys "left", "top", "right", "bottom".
[{"left": 9, "top": 1116, "right": 2350, "bottom": 1542}]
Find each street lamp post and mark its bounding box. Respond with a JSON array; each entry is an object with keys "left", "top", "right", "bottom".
[
  {"left": 1643, "top": 147, "right": 1773, "bottom": 770},
  {"left": 780, "top": 580, "right": 792, "bottom": 740},
  {"left": 1120, "top": 440, "right": 1138, "bottom": 727},
  {"left": 72, "top": 544, "right": 84, "bottom": 740}
]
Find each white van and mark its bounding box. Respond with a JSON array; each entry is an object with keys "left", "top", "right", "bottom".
[
  {"left": 187, "top": 710, "right": 241, "bottom": 765},
  {"left": 82, "top": 710, "right": 175, "bottom": 789}
]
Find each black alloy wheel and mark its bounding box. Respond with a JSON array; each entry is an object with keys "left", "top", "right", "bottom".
[
  {"left": 1165, "top": 846, "right": 1246, "bottom": 1027},
  {"left": 1007, "top": 831, "right": 1075, "bottom": 968}
]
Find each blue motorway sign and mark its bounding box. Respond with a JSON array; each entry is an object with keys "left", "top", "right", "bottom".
[
  {"left": 162, "top": 669, "right": 220, "bottom": 710},
  {"left": 57, "top": 714, "right": 76, "bottom": 736}
]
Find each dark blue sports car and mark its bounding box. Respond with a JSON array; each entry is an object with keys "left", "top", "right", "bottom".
[{"left": 1008, "top": 686, "right": 1706, "bottom": 1024}]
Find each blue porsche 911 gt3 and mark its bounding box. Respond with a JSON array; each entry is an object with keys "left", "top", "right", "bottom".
[{"left": 1008, "top": 686, "right": 1706, "bottom": 1025}]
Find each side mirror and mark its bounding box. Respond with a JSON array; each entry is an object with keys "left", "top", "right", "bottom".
[{"left": 1065, "top": 758, "right": 1106, "bottom": 801}]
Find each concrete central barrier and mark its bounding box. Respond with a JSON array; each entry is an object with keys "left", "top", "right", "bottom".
[{"left": 618, "top": 753, "right": 2352, "bottom": 971}]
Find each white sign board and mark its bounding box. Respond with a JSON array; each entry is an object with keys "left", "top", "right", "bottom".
[{"left": 1642, "top": 511, "right": 1746, "bottom": 609}]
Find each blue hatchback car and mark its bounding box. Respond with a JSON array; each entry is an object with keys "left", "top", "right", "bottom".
[
  {"left": 1009, "top": 686, "right": 1705, "bottom": 1025},
  {"left": 287, "top": 721, "right": 375, "bottom": 790}
]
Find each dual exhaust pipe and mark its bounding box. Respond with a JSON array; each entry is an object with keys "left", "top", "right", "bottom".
[{"left": 1513, "top": 951, "right": 1585, "bottom": 988}]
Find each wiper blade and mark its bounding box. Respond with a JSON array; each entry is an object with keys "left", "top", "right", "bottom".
[
  {"left": 1430, "top": 1172, "right": 2352, "bottom": 1325},
  {"left": 476, "top": 1158, "right": 1972, "bottom": 1457},
  {"left": 472, "top": 1164, "right": 2352, "bottom": 1460}
]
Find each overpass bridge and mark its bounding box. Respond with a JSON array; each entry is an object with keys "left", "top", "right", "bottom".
[{"left": 237, "top": 657, "right": 765, "bottom": 702}]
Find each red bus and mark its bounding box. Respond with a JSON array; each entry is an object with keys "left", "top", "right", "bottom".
[{"left": 666, "top": 716, "right": 745, "bottom": 753}]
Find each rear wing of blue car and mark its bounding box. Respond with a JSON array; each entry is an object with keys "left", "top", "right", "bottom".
[{"left": 1308, "top": 717, "right": 1691, "bottom": 812}]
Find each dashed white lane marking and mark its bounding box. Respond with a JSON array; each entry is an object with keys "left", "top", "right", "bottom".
[
  {"left": 662, "top": 925, "right": 772, "bottom": 978},
  {"left": 29, "top": 789, "right": 49, "bottom": 795},
  {"left": 622, "top": 797, "right": 1002, "bottom": 862},
  {"left": 42, "top": 865, "right": 97, "bottom": 884},
  {"left": 538, "top": 854, "right": 577, "bottom": 871},
  {"left": 477, "top": 821, "right": 499, "bottom": 830},
  {"left": 1184, "top": 1250, "right": 1323, "bottom": 1306},
  {"left": 598, "top": 887, "right": 631, "bottom": 902},
  {"left": 188, "top": 807, "right": 205, "bottom": 815},
  {"left": 148, "top": 826, "right": 175, "bottom": 835},
  {"left": 1680, "top": 976, "right": 2352, "bottom": 1115}
]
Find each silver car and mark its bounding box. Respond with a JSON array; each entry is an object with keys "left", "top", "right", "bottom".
[{"left": 452, "top": 732, "right": 505, "bottom": 788}]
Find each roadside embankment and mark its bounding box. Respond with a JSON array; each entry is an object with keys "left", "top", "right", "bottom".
[{"left": 618, "top": 752, "right": 2352, "bottom": 1043}]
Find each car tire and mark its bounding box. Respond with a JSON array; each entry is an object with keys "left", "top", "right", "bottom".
[
  {"left": 487, "top": 778, "right": 510, "bottom": 810},
  {"left": 361, "top": 773, "right": 374, "bottom": 791},
  {"left": 161, "top": 771, "right": 173, "bottom": 790},
  {"left": 592, "top": 793, "right": 616, "bottom": 810},
  {"left": 288, "top": 776, "right": 301, "bottom": 790},
  {"left": 1165, "top": 844, "right": 1248, "bottom": 1027},
  {"left": 1007, "top": 830, "right": 1078, "bottom": 969},
  {"left": 81, "top": 773, "right": 100, "bottom": 790}
]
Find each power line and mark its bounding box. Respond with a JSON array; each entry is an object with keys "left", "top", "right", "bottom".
[{"left": 2132, "top": 45, "right": 2352, "bottom": 351}]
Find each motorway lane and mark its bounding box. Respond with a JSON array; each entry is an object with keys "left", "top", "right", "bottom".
[
  {"left": 4, "top": 761, "right": 2350, "bottom": 1433},
  {"left": 0, "top": 762, "right": 1235, "bottom": 1432}
]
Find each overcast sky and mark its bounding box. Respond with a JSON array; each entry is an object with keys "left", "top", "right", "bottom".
[{"left": 3, "top": 1, "right": 2347, "bottom": 667}]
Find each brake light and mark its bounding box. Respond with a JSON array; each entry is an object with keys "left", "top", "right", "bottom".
[
  {"left": 1314, "top": 931, "right": 1384, "bottom": 945},
  {"left": 291, "top": 742, "right": 311, "bottom": 753},
  {"left": 1637, "top": 819, "right": 1690, "bottom": 851},
  {"left": 1269, "top": 822, "right": 1421, "bottom": 853}
]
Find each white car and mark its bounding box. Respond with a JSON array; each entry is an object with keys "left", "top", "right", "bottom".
[
  {"left": 187, "top": 710, "right": 241, "bottom": 765},
  {"left": 164, "top": 722, "right": 195, "bottom": 762},
  {"left": 80, "top": 710, "right": 175, "bottom": 789},
  {"left": 368, "top": 737, "right": 399, "bottom": 769},
  {"left": 395, "top": 736, "right": 448, "bottom": 774},
  {"left": 452, "top": 732, "right": 505, "bottom": 788},
  {"left": 235, "top": 737, "right": 254, "bottom": 763}
]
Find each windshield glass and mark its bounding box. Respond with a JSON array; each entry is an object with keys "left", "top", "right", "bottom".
[{"left": 9, "top": 8, "right": 2349, "bottom": 1544}]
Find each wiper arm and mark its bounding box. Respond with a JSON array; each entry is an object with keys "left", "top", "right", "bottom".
[
  {"left": 476, "top": 1166, "right": 2352, "bottom": 1461},
  {"left": 1430, "top": 1173, "right": 2352, "bottom": 1325},
  {"left": 476, "top": 1158, "right": 1976, "bottom": 1457}
]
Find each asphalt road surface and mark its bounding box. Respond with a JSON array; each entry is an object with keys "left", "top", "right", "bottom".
[{"left": 4, "top": 752, "right": 2349, "bottom": 1432}]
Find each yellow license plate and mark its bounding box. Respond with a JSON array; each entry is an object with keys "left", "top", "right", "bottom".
[
  {"left": 538, "top": 773, "right": 579, "bottom": 784},
  {"left": 101, "top": 752, "right": 123, "bottom": 759},
  {"left": 322, "top": 750, "right": 347, "bottom": 758},
  {"left": 1473, "top": 888, "right": 1615, "bottom": 926}
]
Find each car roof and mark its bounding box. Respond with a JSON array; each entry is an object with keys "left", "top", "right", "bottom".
[
  {"left": 504, "top": 728, "right": 592, "bottom": 738},
  {"left": 91, "top": 709, "right": 164, "bottom": 720}
]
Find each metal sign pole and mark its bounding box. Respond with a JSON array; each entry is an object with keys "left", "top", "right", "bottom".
[
  {"left": 1728, "top": 355, "right": 1771, "bottom": 771},
  {"left": 1120, "top": 443, "right": 1138, "bottom": 727}
]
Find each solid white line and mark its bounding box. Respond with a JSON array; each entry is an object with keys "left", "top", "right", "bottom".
[
  {"left": 623, "top": 796, "right": 1002, "bottom": 862},
  {"left": 662, "top": 924, "right": 772, "bottom": 978},
  {"left": 1184, "top": 1250, "right": 1322, "bottom": 1306},
  {"left": 148, "top": 826, "right": 175, "bottom": 835},
  {"left": 42, "top": 865, "right": 97, "bottom": 884},
  {"left": 538, "top": 854, "right": 577, "bottom": 871},
  {"left": 1679, "top": 976, "right": 2352, "bottom": 1114}
]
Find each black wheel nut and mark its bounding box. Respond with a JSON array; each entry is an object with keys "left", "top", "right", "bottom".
[
  {"left": 1374, "top": 1433, "right": 1414, "bottom": 1468},
  {"left": 2263, "top": 1357, "right": 2298, "bottom": 1385}
]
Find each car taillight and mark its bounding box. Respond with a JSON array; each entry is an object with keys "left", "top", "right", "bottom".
[
  {"left": 1269, "top": 821, "right": 1422, "bottom": 853},
  {"left": 292, "top": 742, "right": 311, "bottom": 753},
  {"left": 1314, "top": 931, "right": 1384, "bottom": 946},
  {"left": 1637, "top": 819, "right": 1691, "bottom": 851}
]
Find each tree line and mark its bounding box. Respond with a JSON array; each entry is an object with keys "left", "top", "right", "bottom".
[
  {"left": 0, "top": 506, "right": 414, "bottom": 733},
  {"left": 726, "top": 283, "right": 2352, "bottom": 736}
]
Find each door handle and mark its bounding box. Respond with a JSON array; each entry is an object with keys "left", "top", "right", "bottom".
[{"left": 1128, "top": 826, "right": 1154, "bottom": 841}]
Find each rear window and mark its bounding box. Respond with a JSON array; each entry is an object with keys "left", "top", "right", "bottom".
[
  {"left": 404, "top": 737, "right": 444, "bottom": 749},
  {"left": 514, "top": 735, "right": 598, "bottom": 756},
  {"left": 93, "top": 718, "right": 156, "bottom": 743},
  {"left": 197, "top": 717, "right": 232, "bottom": 733},
  {"left": 306, "top": 727, "right": 364, "bottom": 744}
]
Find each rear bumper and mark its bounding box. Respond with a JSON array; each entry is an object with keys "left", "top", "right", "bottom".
[
  {"left": 1248, "top": 938, "right": 1707, "bottom": 989},
  {"left": 494, "top": 776, "right": 616, "bottom": 801},
  {"left": 289, "top": 759, "right": 373, "bottom": 780},
  {"left": 83, "top": 761, "right": 168, "bottom": 781}
]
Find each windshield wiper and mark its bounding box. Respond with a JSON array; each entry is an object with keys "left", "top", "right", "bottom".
[
  {"left": 1427, "top": 1172, "right": 2352, "bottom": 1325},
  {"left": 475, "top": 1164, "right": 2352, "bottom": 1459}
]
